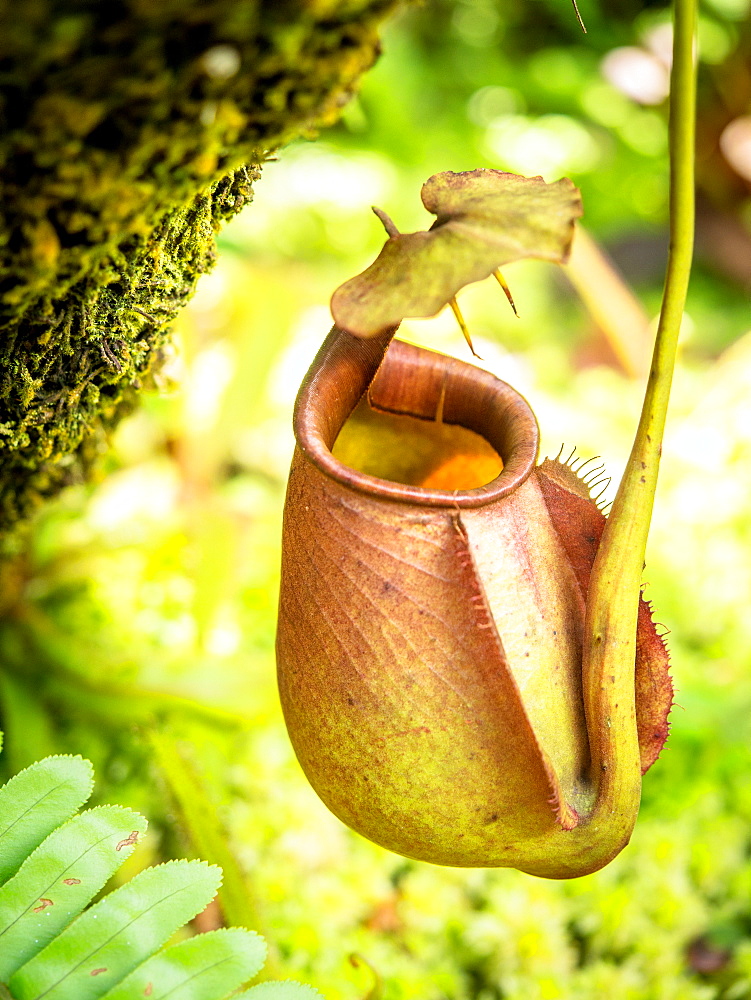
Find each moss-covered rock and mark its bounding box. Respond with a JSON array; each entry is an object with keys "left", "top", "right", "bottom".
[{"left": 0, "top": 0, "right": 400, "bottom": 542}]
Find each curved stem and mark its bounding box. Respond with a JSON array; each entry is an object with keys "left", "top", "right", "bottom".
[{"left": 582, "top": 0, "right": 696, "bottom": 826}]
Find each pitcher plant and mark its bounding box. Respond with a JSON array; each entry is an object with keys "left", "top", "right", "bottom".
[{"left": 276, "top": 0, "right": 696, "bottom": 880}]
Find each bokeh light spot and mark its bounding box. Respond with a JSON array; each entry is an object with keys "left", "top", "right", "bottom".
[
  {"left": 720, "top": 116, "right": 751, "bottom": 182},
  {"left": 602, "top": 47, "right": 670, "bottom": 105}
]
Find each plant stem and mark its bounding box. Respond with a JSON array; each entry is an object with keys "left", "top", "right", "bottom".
[{"left": 583, "top": 0, "right": 696, "bottom": 819}]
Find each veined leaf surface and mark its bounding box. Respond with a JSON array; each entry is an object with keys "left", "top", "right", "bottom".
[
  {"left": 9, "top": 860, "right": 222, "bottom": 1000},
  {"left": 99, "top": 928, "right": 266, "bottom": 1000},
  {"left": 236, "top": 983, "right": 323, "bottom": 999},
  {"left": 0, "top": 756, "right": 94, "bottom": 886},
  {"left": 0, "top": 805, "right": 146, "bottom": 980}
]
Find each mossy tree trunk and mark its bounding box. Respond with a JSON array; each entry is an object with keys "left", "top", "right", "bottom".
[{"left": 0, "top": 0, "right": 400, "bottom": 544}]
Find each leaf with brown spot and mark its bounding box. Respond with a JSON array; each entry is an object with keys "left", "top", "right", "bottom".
[
  {"left": 115, "top": 831, "right": 139, "bottom": 851},
  {"left": 9, "top": 860, "right": 222, "bottom": 998},
  {"left": 331, "top": 170, "right": 582, "bottom": 338},
  {"left": 0, "top": 805, "right": 147, "bottom": 982}
]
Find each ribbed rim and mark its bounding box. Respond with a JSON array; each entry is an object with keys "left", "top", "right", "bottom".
[{"left": 293, "top": 326, "right": 539, "bottom": 508}]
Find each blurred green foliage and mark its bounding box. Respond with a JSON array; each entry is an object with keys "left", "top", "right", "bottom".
[{"left": 1, "top": 0, "right": 751, "bottom": 997}]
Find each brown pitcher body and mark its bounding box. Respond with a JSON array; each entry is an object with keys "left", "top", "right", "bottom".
[{"left": 276, "top": 327, "right": 671, "bottom": 875}]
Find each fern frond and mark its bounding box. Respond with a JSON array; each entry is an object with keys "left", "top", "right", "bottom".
[
  {"left": 0, "top": 805, "right": 147, "bottom": 979},
  {"left": 0, "top": 746, "right": 321, "bottom": 1000},
  {"left": 237, "top": 983, "right": 324, "bottom": 999},
  {"left": 99, "top": 927, "right": 266, "bottom": 1000},
  {"left": 0, "top": 756, "right": 94, "bottom": 885},
  {"left": 9, "top": 860, "right": 222, "bottom": 999}
]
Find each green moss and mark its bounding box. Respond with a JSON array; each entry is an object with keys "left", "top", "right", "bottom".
[{"left": 0, "top": 0, "right": 400, "bottom": 542}]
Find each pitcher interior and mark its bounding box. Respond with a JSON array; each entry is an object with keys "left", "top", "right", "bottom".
[{"left": 333, "top": 395, "right": 504, "bottom": 490}]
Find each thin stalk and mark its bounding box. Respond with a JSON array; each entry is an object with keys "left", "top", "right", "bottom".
[
  {"left": 582, "top": 0, "right": 696, "bottom": 822},
  {"left": 564, "top": 226, "right": 652, "bottom": 379}
]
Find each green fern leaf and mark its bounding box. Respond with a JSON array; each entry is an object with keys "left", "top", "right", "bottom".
[
  {"left": 236, "top": 983, "right": 323, "bottom": 999},
  {"left": 0, "top": 754, "right": 318, "bottom": 1000},
  {"left": 98, "top": 927, "right": 266, "bottom": 1000},
  {"left": 0, "top": 805, "right": 147, "bottom": 980},
  {"left": 0, "top": 756, "right": 94, "bottom": 885},
  {"left": 9, "top": 860, "right": 222, "bottom": 1000}
]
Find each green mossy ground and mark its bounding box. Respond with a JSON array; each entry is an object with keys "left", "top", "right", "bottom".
[{"left": 0, "top": 0, "right": 398, "bottom": 543}]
